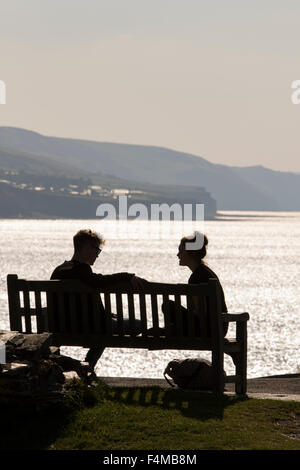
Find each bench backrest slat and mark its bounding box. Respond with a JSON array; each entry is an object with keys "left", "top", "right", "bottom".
[
  {"left": 116, "top": 293, "right": 124, "bottom": 336},
  {"left": 69, "top": 293, "right": 78, "bottom": 333},
  {"left": 23, "top": 288, "right": 32, "bottom": 333},
  {"left": 186, "top": 296, "right": 195, "bottom": 337},
  {"left": 91, "top": 291, "right": 103, "bottom": 334},
  {"left": 174, "top": 294, "right": 183, "bottom": 337},
  {"left": 80, "top": 293, "right": 90, "bottom": 335},
  {"left": 198, "top": 296, "right": 208, "bottom": 336},
  {"left": 34, "top": 290, "right": 44, "bottom": 332},
  {"left": 162, "top": 293, "right": 172, "bottom": 336},
  {"left": 56, "top": 291, "right": 65, "bottom": 333},
  {"left": 139, "top": 293, "right": 148, "bottom": 337},
  {"left": 104, "top": 293, "right": 113, "bottom": 335},
  {"left": 150, "top": 294, "right": 159, "bottom": 336},
  {"left": 127, "top": 293, "right": 136, "bottom": 337},
  {"left": 8, "top": 279, "right": 22, "bottom": 332},
  {"left": 46, "top": 291, "right": 56, "bottom": 333}
]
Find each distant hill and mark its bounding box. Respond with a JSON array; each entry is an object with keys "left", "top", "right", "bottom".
[
  {"left": 0, "top": 145, "right": 89, "bottom": 177},
  {"left": 0, "top": 133, "right": 217, "bottom": 218},
  {"left": 0, "top": 181, "right": 104, "bottom": 218},
  {"left": 0, "top": 126, "right": 299, "bottom": 211},
  {"left": 231, "top": 165, "right": 300, "bottom": 211},
  {"left": 0, "top": 180, "right": 216, "bottom": 219}
]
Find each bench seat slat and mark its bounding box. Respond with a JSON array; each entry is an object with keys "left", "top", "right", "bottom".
[{"left": 50, "top": 333, "right": 214, "bottom": 350}]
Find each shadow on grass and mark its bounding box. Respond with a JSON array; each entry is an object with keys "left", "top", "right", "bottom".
[
  {"left": 0, "top": 381, "right": 248, "bottom": 449},
  {"left": 0, "top": 382, "right": 100, "bottom": 450},
  {"left": 0, "top": 399, "right": 76, "bottom": 450},
  {"left": 104, "top": 385, "right": 248, "bottom": 421}
]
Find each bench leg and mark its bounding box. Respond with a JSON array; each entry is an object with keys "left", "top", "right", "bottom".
[
  {"left": 235, "top": 322, "right": 247, "bottom": 394},
  {"left": 85, "top": 346, "right": 105, "bottom": 370},
  {"left": 211, "top": 349, "right": 225, "bottom": 395}
]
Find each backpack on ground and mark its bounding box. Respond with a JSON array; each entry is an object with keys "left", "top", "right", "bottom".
[{"left": 163, "top": 358, "right": 225, "bottom": 391}]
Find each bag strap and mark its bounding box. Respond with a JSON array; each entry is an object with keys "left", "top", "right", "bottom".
[
  {"left": 163, "top": 372, "right": 175, "bottom": 388},
  {"left": 163, "top": 361, "right": 204, "bottom": 389}
]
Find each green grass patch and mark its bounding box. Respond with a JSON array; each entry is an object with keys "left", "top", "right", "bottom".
[{"left": 1, "top": 380, "right": 299, "bottom": 450}]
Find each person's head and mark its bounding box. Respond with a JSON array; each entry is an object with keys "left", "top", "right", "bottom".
[
  {"left": 73, "top": 229, "right": 105, "bottom": 265},
  {"left": 177, "top": 231, "right": 208, "bottom": 270}
]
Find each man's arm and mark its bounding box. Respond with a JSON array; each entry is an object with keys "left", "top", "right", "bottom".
[
  {"left": 84, "top": 270, "right": 135, "bottom": 288},
  {"left": 51, "top": 261, "right": 147, "bottom": 290}
]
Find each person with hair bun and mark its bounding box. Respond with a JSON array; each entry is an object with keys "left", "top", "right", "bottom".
[{"left": 162, "top": 231, "right": 228, "bottom": 337}]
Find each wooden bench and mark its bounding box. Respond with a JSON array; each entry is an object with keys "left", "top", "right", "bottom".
[{"left": 7, "top": 274, "right": 250, "bottom": 394}]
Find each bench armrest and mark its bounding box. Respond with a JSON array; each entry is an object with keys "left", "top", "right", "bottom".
[{"left": 221, "top": 312, "right": 249, "bottom": 323}]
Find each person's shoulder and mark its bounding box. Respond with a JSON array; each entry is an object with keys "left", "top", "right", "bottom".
[
  {"left": 50, "top": 260, "right": 91, "bottom": 279},
  {"left": 50, "top": 260, "right": 69, "bottom": 279},
  {"left": 188, "top": 263, "right": 214, "bottom": 284}
]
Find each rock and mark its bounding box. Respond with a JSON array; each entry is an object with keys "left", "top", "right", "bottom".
[
  {"left": 2, "top": 362, "right": 30, "bottom": 377},
  {"left": 63, "top": 370, "right": 80, "bottom": 382},
  {"left": 34, "top": 359, "right": 65, "bottom": 392},
  {"left": 7, "top": 332, "right": 52, "bottom": 361},
  {"left": 34, "top": 391, "right": 65, "bottom": 410},
  {"left": 0, "top": 374, "right": 31, "bottom": 392},
  {"left": 49, "top": 346, "right": 60, "bottom": 355},
  {"left": 49, "top": 354, "right": 94, "bottom": 382},
  {"left": 0, "top": 330, "right": 20, "bottom": 343},
  {"left": 0, "top": 330, "right": 98, "bottom": 409},
  {"left": 0, "top": 331, "right": 19, "bottom": 362},
  {"left": 49, "top": 353, "right": 83, "bottom": 373}
]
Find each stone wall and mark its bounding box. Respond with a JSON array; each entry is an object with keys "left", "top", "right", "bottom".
[{"left": 0, "top": 330, "right": 96, "bottom": 409}]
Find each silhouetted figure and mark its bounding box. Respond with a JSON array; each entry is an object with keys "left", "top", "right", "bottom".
[
  {"left": 162, "top": 232, "right": 228, "bottom": 337},
  {"left": 50, "top": 229, "right": 145, "bottom": 368}
]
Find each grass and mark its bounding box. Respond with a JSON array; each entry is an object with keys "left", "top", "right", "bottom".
[{"left": 0, "top": 379, "right": 299, "bottom": 450}]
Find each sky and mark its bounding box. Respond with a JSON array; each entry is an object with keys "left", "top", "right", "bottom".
[{"left": 0, "top": 0, "right": 300, "bottom": 172}]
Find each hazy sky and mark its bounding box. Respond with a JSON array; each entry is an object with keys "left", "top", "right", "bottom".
[{"left": 1, "top": 0, "right": 300, "bottom": 172}]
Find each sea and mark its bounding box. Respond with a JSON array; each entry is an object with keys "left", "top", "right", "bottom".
[{"left": 0, "top": 211, "right": 299, "bottom": 379}]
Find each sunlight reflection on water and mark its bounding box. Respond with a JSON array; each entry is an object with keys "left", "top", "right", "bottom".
[{"left": 0, "top": 211, "right": 299, "bottom": 379}]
